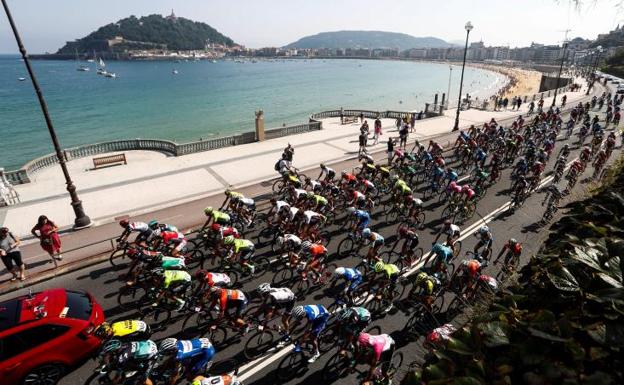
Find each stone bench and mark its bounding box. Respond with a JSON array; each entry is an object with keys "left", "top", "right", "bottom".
[{"left": 93, "top": 153, "right": 127, "bottom": 169}]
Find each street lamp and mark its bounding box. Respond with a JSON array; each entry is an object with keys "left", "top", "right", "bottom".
[
  {"left": 2, "top": 0, "right": 92, "bottom": 229},
  {"left": 551, "top": 40, "right": 568, "bottom": 107},
  {"left": 453, "top": 21, "right": 473, "bottom": 131},
  {"left": 446, "top": 65, "right": 453, "bottom": 109},
  {"left": 586, "top": 45, "right": 603, "bottom": 95}
]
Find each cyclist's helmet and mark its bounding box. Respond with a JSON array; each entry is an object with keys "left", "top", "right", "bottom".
[
  {"left": 158, "top": 338, "right": 178, "bottom": 355},
  {"left": 148, "top": 220, "right": 159, "bottom": 230},
  {"left": 276, "top": 236, "right": 284, "bottom": 249},
  {"left": 334, "top": 267, "right": 346, "bottom": 276},
  {"left": 204, "top": 207, "right": 214, "bottom": 216},
  {"left": 300, "top": 240, "right": 312, "bottom": 252},
  {"left": 257, "top": 283, "right": 271, "bottom": 294},
  {"left": 225, "top": 189, "right": 232, "bottom": 196},
  {"left": 320, "top": 163, "right": 326, "bottom": 169},
  {"left": 341, "top": 171, "right": 347, "bottom": 177},
  {"left": 119, "top": 219, "right": 129, "bottom": 227},
  {"left": 292, "top": 306, "right": 306, "bottom": 319},
  {"left": 444, "top": 219, "right": 452, "bottom": 227},
  {"left": 210, "top": 286, "right": 222, "bottom": 297},
  {"left": 307, "top": 191, "right": 315, "bottom": 199},
  {"left": 357, "top": 332, "right": 371, "bottom": 346},
  {"left": 398, "top": 226, "right": 409, "bottom": 237},
  {"left": 374, "top": 261, "right": 385, "bottom": 273},
  {"left": 223, "top": 235, "right": 235, "bottom": 245},
  {"left": 426, "top": 330, "right": 441, "bottom": 344},
  {"left": 101, "top": 339, "right": 123, "bottom": 354},
  {"left": 337, "top": 308, "right": 351, "bottom": 322},
  {"left": 211, "top": 223, "right": 222, "bottom": 232},
  {"left": 194, "top": 270, "right": 207, "bottom": 280},
  {"left": 270, "top": 198, "right": 277, "bottom": 205},
  {"left": 509, "top": 238, "right": 518, "bottom": 246},
  {"left": 461, "top": 184, "right": 471, "bottom": 192},
  {"left": 479, "top": 226, "right": 490, "bottom": 234},
  {"left": 94, "top": 322, "right": 113, "bottom": 339},
  {"left": 467, "top": 261, "right": 480, "bottom": 277},
  {"left": 362, "top": 228, "right": 371, "bottom": 238},
  {"left": 151, "top": 268, "right": 165, "bottom": 277},
  {"left": 346, "top": 206, "right": 356, "bottom": 215},
  {"left": 126, "top": 248, "right": 139, "bottom": 258}
]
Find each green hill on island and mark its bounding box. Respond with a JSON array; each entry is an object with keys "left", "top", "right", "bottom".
[
  {"left": 57, "top": 13, "right": 236, "bottom": 54},
  {"left": 284, "top": 31, "right": 453, "bottom": 50}
]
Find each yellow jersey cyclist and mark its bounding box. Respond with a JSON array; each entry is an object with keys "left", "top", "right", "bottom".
[
  {"left": 306, "top": 191, "right": 330, "bottom": 212},
  {"left": 152, "top": 269, "right": 192, "bottom": 311},
  {"left": 393, "top": 179, "right": 412, "bottom": 206},
  {"left": 202, "top": 207, "right": 231, "bottom": 229},
  {"left": 374, "top": 261, "right": 401, "bottom": 312},
  {"left": 95, "top": 320, "right": 151, "bottom": 342},
  {"left": 408, "top": 272, "right": 440, "bottom": 311},
  {"left": 222, "top": 236, "right": 256, "bottom": 275},
  {"left": 291, "top": 305, "right": 330, "bottom": 363},
  {"left": 361, "top": 228, "right": 384, "bottom": 264},
  {"left": 357, "top": 332, "right": 396, "bottom": 383}
]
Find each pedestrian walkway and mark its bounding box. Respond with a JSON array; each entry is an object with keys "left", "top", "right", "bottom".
[{"left": 0, "top": 85, "right": 588, "bottom": 239}]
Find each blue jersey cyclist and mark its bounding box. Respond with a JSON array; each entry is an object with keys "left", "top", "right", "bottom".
[
  {"left": 347, "top": 207, "right": 371, "bottom": 232},
  {"left": 332, "top": 267, "right": 363, "bottom": 305},
  {"left": 362, "top": 228, "right": 384, "bottom": 263},
  {"left": 291, "top": 305, "right": 329, "bottom": 363},
  {"left": 158, "top": 338, "right": 216, "bottom": 385},
  {"left": 431, "top": 243, "right": 454, "bottom": 278}
]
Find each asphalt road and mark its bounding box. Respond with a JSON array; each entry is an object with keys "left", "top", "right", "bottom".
[{"left": 2, "top": 88, "right": 618, "bottom": 385}]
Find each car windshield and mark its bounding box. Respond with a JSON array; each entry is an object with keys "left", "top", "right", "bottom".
[
  {"left": 65, "top": 291, "right": 92, "bottom": 321},
  {"left": 0, "top": 299, "right": 21, "bottom": 332}
]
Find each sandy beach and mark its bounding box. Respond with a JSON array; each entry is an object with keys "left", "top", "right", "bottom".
[{"left": 474, "top": 64, "right": 543, "bottom": 99}]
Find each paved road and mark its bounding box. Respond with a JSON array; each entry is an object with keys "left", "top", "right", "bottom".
[{"left": 2, "top": 89, "right": 618, "bottom": 385}]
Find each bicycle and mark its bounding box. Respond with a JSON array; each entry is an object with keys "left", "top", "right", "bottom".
[
  {"left": 109, "top": 240, "right": 132, "bottom": 267},
  {"left": 322, "top": 345, "right": 404, "bottom": 384},
  {"left": 336, "top": 231, "right": 369, "bottom": 257}
]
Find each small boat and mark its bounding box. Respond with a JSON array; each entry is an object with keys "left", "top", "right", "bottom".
[
  {"left": 211, "top": 60, "right": 217, "bottom": 64},
  {"left": 97, "top": 58, "right": 107, "bottom": 75},
  {"left": 172, "top": 69, "right": 179, "bottom": 74},
  {"left": 87, "top": 59, "right": 95, "bottom": 63},
  {"left": 105, "top": 72, "right": 116, "bottom": 78},
  {"left": 75, "top": 49, "right": 90, "bottom": 71},
  {"left": 18, "top": 77, "right": 26, "bottom": 81}
]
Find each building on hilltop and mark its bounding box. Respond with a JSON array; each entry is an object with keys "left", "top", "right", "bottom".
[{"left": 166, "top": 9, "right": 177, "bottom": 22}]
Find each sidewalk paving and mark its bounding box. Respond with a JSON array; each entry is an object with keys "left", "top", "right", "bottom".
[{"left": 0, "top": 81, "right": 593, "bottom": 292}]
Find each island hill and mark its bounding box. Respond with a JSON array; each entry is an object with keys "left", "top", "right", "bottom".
[
  {"left": 284, "top": 30, "right": 454, "bottom": 51},
  {"left": 31, "top": 11, "right": 240, "bottom": 61}
]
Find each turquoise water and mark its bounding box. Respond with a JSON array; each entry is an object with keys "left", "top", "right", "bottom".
[{"left": 0, "top": 55, "right": 505, "bottom": 169}]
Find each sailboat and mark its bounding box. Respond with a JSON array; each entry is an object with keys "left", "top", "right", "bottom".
[
  {"left": 75, "top": 50, "right": 90, "bottom": 72},
  {"left": 96, "top": 57, "right": 107, "bottom": 75}
]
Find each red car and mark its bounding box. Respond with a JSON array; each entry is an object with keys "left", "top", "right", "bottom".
[{"left": 0, "top": 288, "right": 105, "bottom": 385}]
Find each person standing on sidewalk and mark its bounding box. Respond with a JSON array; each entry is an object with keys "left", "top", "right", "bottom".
[
  {"left": 399, "top": 123, "right": 409, "bottom": 150},
  {"left": 373, "top": 117, "right": 382, "bottom": 145},
  {"left": 0, "top": 227, "right": 26, "bottom": 281},
  {"left": 387, "top": 137, "right": 395, "bottom": 165},
  {"left": 358, "top": 131, "right": 368, "bottom": 156},
  {"left": 31, "top": 215, "right": 63, "bottom": 263}
]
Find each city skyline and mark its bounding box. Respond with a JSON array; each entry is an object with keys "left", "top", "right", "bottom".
[{"left": 0, "top": 0, "right": 621, "bottom": 53}]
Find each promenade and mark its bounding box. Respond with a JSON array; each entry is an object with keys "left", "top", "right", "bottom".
[{"left": 0, "top": 81, "right": 590, "bottom": 289}]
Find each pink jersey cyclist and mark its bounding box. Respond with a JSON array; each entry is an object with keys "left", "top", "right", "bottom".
[
  {"left": 358, "top": 332, "right": 395, "bottom": 362},
  {"left": 461, "top": 185, "right": 475, "bottom": 200}
]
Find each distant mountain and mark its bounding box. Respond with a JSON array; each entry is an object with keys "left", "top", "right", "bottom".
[
  {"left": 284, "top": 31, "right": 453, "bottom": 50},
  {"left": 57, "top": 13, "right": 236, "bottom": 54}
]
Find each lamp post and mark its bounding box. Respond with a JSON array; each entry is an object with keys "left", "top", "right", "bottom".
[
  {"left": 2, "top": 0, "right": 92, "bottom": 229},
  {"left": 551, "top": 40, "right": 568, "bottom": 107},
  {"left": 446, "top": 65, "right": 453, "bottom": 109},
  {"left": 453, "top": 21, "right": 473, "bottom": 131},
  {"left": 586, "top": 46, "right": 602, "bottom": 95}
]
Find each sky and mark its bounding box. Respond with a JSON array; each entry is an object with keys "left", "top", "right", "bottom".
[{"left": 0, "top": 0, "right": 622, "bottom": 53}]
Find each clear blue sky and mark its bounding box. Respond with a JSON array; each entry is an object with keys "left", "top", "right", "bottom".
[{"left": 0, "top": 0, "right": 619, "bottom": 53}]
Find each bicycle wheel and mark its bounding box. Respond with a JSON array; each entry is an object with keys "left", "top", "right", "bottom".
[
  {"left": 292, "top": 276, "right": 311, "bottom": 299},
  {"left": 318, "top": 230, "right": 332, "bottom": 247},
  {"left": 441, "top": 205, "right": 456, "bottom": 221},
  {"left": 109, "top": 248, "right": 127, "bottom": 267},
  {"left": 185, "top": 248, "right": 205, "bottom": 270},
  {"left": 272, "top": 266, "right": 294, "bottom": 286},
  {"left": 318, "top": 324, "right": 339, "bottom": 353},
  {"left": 117, "top": 286, "right": 148, "bottom": 311},
  {"left": 253, "top": 256, "right": 271, "bottom": 277},
  {"left": 276, "top": 351, "right": 307, "bottom": 381},
  {"left": 385, "top": 208, "right": 400, "bottom": 224},
  {"left": 244, "top": 329, "right": 276, "bottom": 360},
  {"left": 207, "top": 325, "right": 228, "bottom": 349},
  {"left": 181, "top": 310, "right": 215, "bottom": 338},
  {"left": 322, "top": 351, "right": 353, "bottom": 382},
  {"left": 272, "top": 178, "right": 285, "bottom": 193},
  {"left": 385, "top": 351, "right": 404, "bottom": 380},
  {"left": 141, "top": 307, "right": 172, "bottom": 332},
  {"left": 337, "top": 237, "right": 355, "bottom": 257},
  {"left": 452, "top": 240, "right": 463, "bottom": 258},
  {"left": 257, "top": 227, "right": 276, "bottom": 248}
]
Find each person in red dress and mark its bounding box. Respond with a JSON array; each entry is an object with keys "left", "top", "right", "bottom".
[{"left": 31, "top": 215, "right": 63, "bottom": 262}]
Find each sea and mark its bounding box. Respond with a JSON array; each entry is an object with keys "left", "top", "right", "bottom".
[{"left": 0, "top": 55, "right": 506, "bottom": 170}]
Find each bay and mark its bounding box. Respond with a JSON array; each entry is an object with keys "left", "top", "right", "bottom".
[{"left": 0, "top": 55, "right": 505, "bottom": 170}]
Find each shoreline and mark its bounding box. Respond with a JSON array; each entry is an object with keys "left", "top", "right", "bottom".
[{"left": 470, "top": 63, "right": 542, "bottom": 100}]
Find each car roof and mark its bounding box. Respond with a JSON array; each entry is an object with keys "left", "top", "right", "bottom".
[{"left": 0, "top": 289, "right": 67, "bottom": 332}]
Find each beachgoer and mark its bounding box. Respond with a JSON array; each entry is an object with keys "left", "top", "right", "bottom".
[{"left": 0, "top": 227, "right": 26, "bottom": 281}]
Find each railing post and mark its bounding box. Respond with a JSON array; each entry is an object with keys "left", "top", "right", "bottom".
[{"left": 255, "top": 110, "right": 265, "bottom": 142}]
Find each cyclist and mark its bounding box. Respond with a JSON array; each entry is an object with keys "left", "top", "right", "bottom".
[
  {"left": 332, "top": 267, "right": 364, "bottom": 305},
  {"left": 336, "top": 307, "right": 371, "bottom": 352},
  {"left": 434, "top": 220, "right": 461, "bottom": 248},
  {"left": 98, "top": 339, "right": 158, "bottom": 385},
  {"left": 203, "top": 207, "right": 231, "bottom": 229},
  {"left": 147, "top": 220, "right": 179, "bottom": 235},
  {"left": 341, "top": 170, "right": 358, "bottom": 188},
  {"left": 158, "top": 230, "right": 187, "bottom": 257},
  {"left": 397, "top": 226, "right": 420, "bottom": 258},
  {"left": 430, "top": 243, "right": 454, "bottom": 278},
  {"left": 362, "top": 228, "right": 384, "bottom": 264},
  {"left": 222, "top": 236, "right": 255, "bottom": 275},
  {"left": 461, "top": 184, "right": 476, "bottom": 206},
  {"left": 374, "top": 261, "right": 400, "bottom": 312},
  {"left": 456, "top": 259, "right": 483, "bottom": 294},
  {"left": 304, "top": 243, "right": 328, "bottom": 283},
  {"left": 276, "top": 234, "right": 302, "bottom": 265},
  {"left": 158, "top": 338, "right": 216, "bottom": 385},
  {"left": 207, "top": 287, "right": 249, "bottom": 331},
  {"left": 191, "top": 373, "right": 241, "bottom": 385},
  {"left": 221, "top": 190, "right": 256, "bottom": 226},
  {"left": 299, "top": 210, "right": 326, "bottom": 241},
  {"left": 306, "top": 191, "right": 330, "bottom": 213},
  {"left": 407, "top": 195, "right": 424, "bottom": 224},
  {"left": 118, "top": 220, "right": 154, "bottom": 246},
  {"left": 319, "top": 163, "right": 336, "bottom": 182},
  {"left": 208, "top": 223, "right": 240, "bottom": 242},
  {"left": 347, "top": 207, "right": 371, "bottom": 233},
  {"left": 257, "top": 283, "right": 296, "bottom": 344},
  {"left": 473, "top": 226, "right": 493, "bottom": 264},
  {"left": 408, "top": 272, "right": 439, "bottom": 311},
  {"left": 425, "top": 324, "right": 457, "bottom": 351},
  {"left": 493, "top": 238, "right": 522, "bottom": 267},
  {"left": 291, "top": 305, "right": 330, "bottom": 363},
  {"left": 94, "top": 320, "right": 151, "bottom": 342},
  {"left": 194, "top": 270, "right": 232, "bottom": 293},
  {"left": 348, "top": 189, "right": 368, "bottom": 209},
  {"left": 152, "top": 269, "right": 192, "bottom": 311},
  {"left": 542, "top": 184, "right": 564, "bottom": 211},
  {"left": 357, "top": 332, "right": 396, "bottom": 383}
]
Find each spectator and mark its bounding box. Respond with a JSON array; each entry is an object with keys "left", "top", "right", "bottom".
[
  {"left": 340, "top": 107, "right": 344, "bottom": 125},
  {"left": 360, "top": 120, "right": 369, "bottom": 135},
  {"left": 358, "top": 132, "right": 367, "bottom": 156},
  {"left": 373, "top": 117, "right": 382, "bottom": 145},
  {"left": 0, "top": 227, "right": 25, "bottom": 281},
  {"left": 410, "top": 113, "right": 416, "bottom": 132},
  {"left": 359, "top": 112, "right": 364, "bottom": 123},
  {"left": 387, "top": 137, "right": 395, "bottom": 165},
  {"left": 31, "top": 215, "right": 63, "bottom": 263},
  {"left": 399, "top": 123, "right": 409, "bottom": 150}
]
